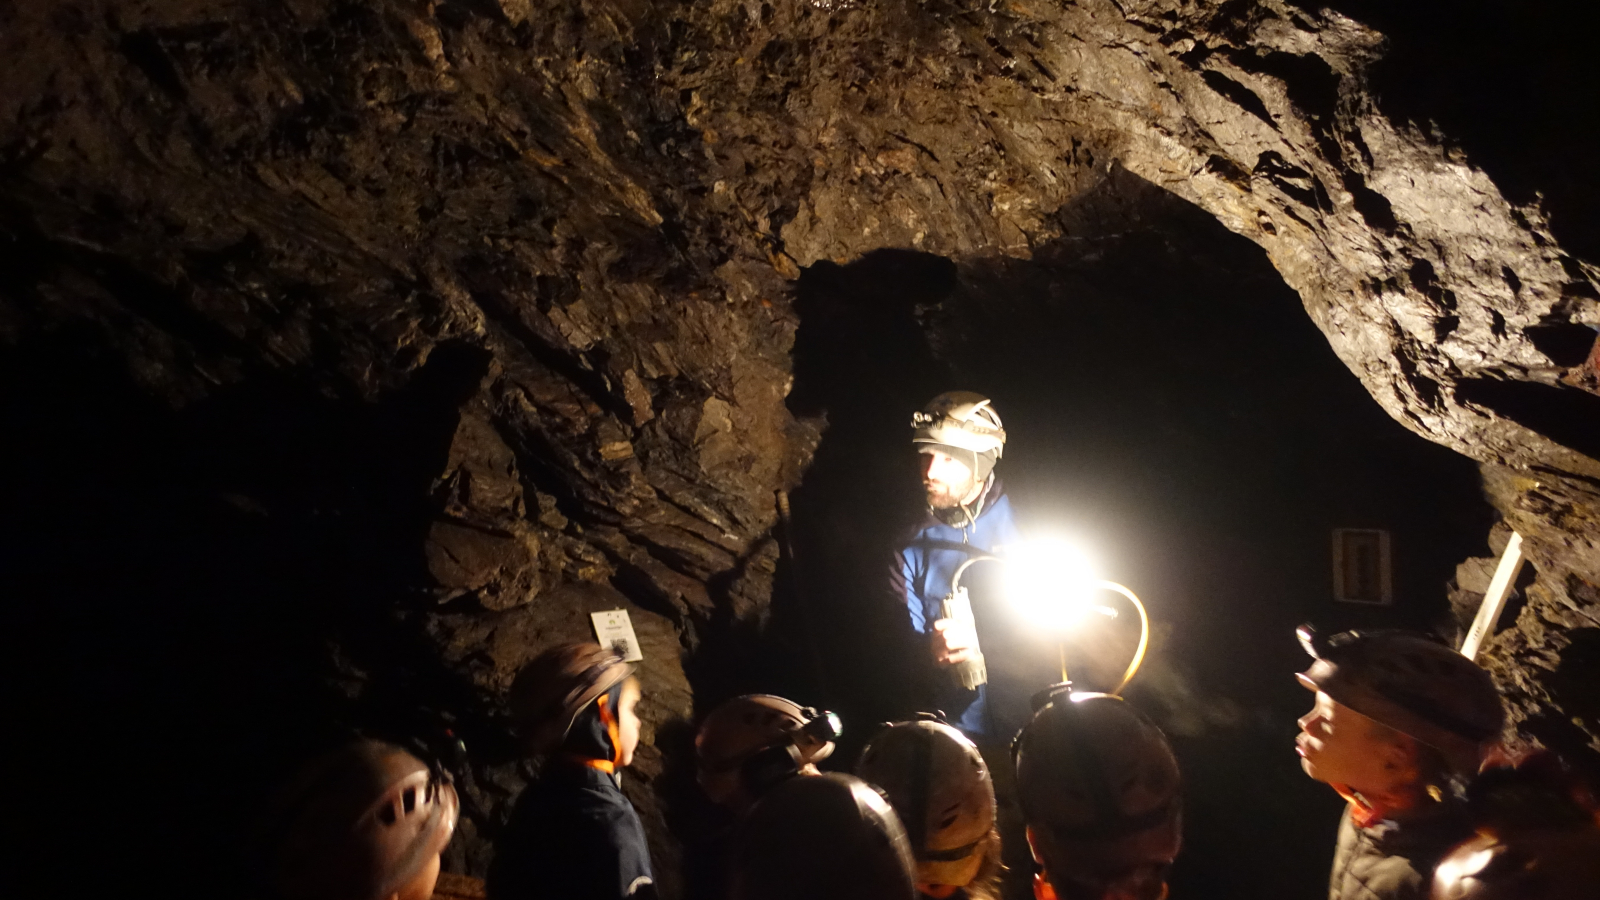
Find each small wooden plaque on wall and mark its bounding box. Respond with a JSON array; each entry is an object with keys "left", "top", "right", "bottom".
[{"left": 1332, "top": 528, "right": 1393, "bottom": 605}]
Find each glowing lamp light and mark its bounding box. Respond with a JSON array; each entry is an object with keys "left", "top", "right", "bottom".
[
  {"left": 946, "top": 537, "right": 1151, "bottom": 694},
  {"left": 1002, "top": 538, "right": 1109, "bottom": 632}
]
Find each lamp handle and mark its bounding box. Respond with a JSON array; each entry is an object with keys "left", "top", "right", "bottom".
[{"left": 1095, "top": 580, "right": 1150, "bottom": 696}]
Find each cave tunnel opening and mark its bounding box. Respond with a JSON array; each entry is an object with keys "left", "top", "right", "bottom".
[{"left": 779, "top": 168, "right": 1493, "bottom": 900}]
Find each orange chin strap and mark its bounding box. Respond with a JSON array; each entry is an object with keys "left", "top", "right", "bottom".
[
  {"left": 918, "top": 884, "right": 959, "bottom": 899},
  {"left": 1332, "top": 782, "right": 1413, "bottom": 829},
  {"left": 570, "top": 694, "right": 623, "bottom": 775}
]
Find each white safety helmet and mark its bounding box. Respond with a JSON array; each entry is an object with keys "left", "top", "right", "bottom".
[
  {"left": 858, "top": 720, "right": 997, "bottom": 888},
  {"left": 911, "top": 392, "right": 1006, "bottom": 458},
  {"left": 697, "top": 694, "right": 838, "bottom": 811},
  {"left": 269, "top": 741, "right": 459, "bottom": 900}
]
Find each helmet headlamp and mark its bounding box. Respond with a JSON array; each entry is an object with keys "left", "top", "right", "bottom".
[{"left": 738, "top": 707, "right": 842, "bottom": 797}]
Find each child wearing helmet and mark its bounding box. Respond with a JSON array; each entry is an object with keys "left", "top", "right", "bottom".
[
  {"left": 857, "top": 718, "right": 1002, "bottom": 900},
  {"left": 695, "top": 694, "right": 839, "bottom": 815},
  {"left": 267, "top": 740, "right": 459, "bottom": 900},
  {"left": 731, "top": 772, "right": 919, "bottom": 900},
  {"left": 1014, "top": 692, "right": 1183, "bottom": 900},
  {"left": 683, "top": 694, "right": 840, "bottom": 900},
  {"left": 488, "top": 642, "right": 654, "bottom": 900},
  {"left": 1293, "top": 627, "right": 1507, "bottom": 900}
]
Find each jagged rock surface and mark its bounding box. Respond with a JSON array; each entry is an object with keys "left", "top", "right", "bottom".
[{"left": 3, "top": 0, "right": 1597, "bottom": 886}]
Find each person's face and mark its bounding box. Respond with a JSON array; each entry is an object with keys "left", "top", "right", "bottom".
[
  {"left": 1295, "top": 690, "right": 1410, "bottom": 793},
  {"left": 615, "top": 678, "right": 643, "bottom": 768},
  {"left": 921, "top": 450, "right": 976, "bottom": 509}
]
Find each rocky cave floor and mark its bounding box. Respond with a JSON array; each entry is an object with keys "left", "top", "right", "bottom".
[{"left": 3, "top": 2, "right": 1598, "bottom": 899}]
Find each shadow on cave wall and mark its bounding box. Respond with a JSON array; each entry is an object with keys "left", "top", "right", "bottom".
[
  {"left": 2, "top": 314, "right": 507, "bottom": 889},
  {"left": 781, "top": 248, "right": 961, "bottom": 726},
  {"left": 781, "top": 168, "right": 1492, "bottom": 899}
]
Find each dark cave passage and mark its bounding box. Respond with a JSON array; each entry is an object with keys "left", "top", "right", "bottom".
[
  {"left": 781, "top": 170, "right": 1492, "bottom": 899},
  {"left": 4, "top": 327, "right": 517, "bottom": 884}
]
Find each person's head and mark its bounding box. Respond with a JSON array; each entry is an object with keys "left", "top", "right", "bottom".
[
  {"left": 732, "top": 773, "right": 918, "bottom": 900},
  {"left": 510, "top": 642, "right": 641, "bottom": 768},
  {"left": 1295, "top": 689, "right": 1444, "bottom": 801},
  {"left": 857, "top": 719, "right": 998, "bottom": 895},
  {"left": 1294, "top": 626, "right": 1505, "bottom": 802},
  {"left": 268, "top": 741, "right": 458, "bottom": 900},
  {"left": 1430, "top": 751, "right": 1600, "bottom": 900},
  {"left": 1014, "top": 693, "right": 1181, "bottom": 900},
  {"left": 911, "top": 392, "right": 1006, "bottom": 510},
  {"left": 696, "top": 694, "right": 840, "bottom": 814}
]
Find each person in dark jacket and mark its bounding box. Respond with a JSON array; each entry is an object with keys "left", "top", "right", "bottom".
[
  {"left": 489, "top": 642, "right": 654, "bottom": 900},
  {"left": 682, "top": 694, "right": 839, "bottom": 900},
  {"left": 1293, "top": 627, "right": 1506, "bottom": 900}
]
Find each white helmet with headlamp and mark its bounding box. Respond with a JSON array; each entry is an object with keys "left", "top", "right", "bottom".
[
  {"left": 912, "top": 392, "right": 1007, "bottom": 492},
  {"left": 911, "top": 392, "right": 1007, "bottom": 457},
  {"left": 696, "top": 694, "right": 843, "bottom": 812}
]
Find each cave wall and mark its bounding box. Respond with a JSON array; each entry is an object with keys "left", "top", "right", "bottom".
[{"left": 3, "top": 0, "right": 1598, "bottom": 889}]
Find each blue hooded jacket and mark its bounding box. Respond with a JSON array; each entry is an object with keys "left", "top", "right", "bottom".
[
  {"left": 893, "top": 476, "right": 1028, "bottom": 742},
  {"left": 489, "top": 684, "right": 656, "bottom": 900}
]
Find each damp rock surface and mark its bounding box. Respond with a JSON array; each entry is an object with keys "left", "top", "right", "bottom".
[{"left": 3, "top": 0, "right": 1598, "bottom": 891}]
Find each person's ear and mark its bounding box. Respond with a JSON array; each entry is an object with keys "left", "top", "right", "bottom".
[{"left": 1379, "top": 731, "right": 1419, "bottom": 779}]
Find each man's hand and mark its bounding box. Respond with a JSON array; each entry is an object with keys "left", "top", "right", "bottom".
[{"left": 930, "top": 617, "right": 978, "bottom": 666}]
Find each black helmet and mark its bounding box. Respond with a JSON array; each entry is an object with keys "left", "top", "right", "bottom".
[
  {"left": 696, "top": 694, "right": 840, "bottom": 811},
  {"left": 732, "top": 773, "right": 917, "bottom": 900},
  {"left": 1015, "top": 693, "right": 1181, "bottom": 900},
  {"left": 1432, "top": 752, "right": 1600, "bottom": 900}
]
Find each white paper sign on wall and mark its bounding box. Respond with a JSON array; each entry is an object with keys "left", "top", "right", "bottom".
[{"left": 590, "top": 609, "right": 645, "bottom": 662}]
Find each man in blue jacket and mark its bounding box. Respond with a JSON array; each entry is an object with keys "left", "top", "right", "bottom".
[
  {"left": 893, "top": 391, "right": 1025, "bottom": 743},
  {"left": 895, "top": 391, "right": 1041, "bottom": 900}
]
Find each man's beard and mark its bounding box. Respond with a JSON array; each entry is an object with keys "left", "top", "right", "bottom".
[{"left": 925, "top": 480, "right": 973, "bottom": 510}]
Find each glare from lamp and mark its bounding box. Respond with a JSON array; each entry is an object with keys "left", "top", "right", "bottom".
[{"left": 1002, "top": 538, "right": 1103, "bottom": 631}]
